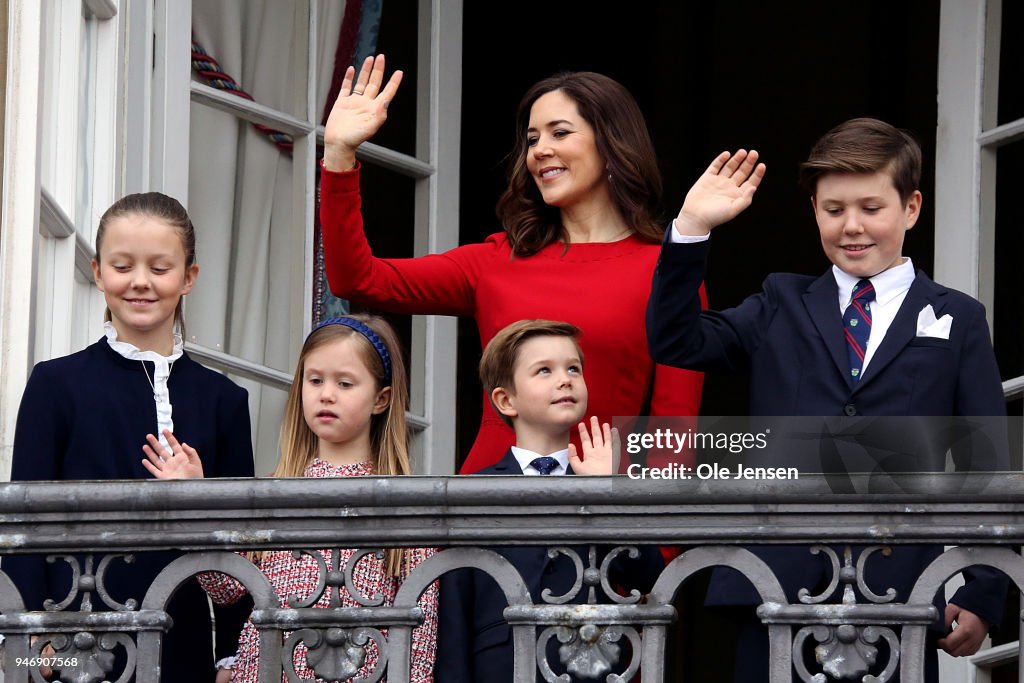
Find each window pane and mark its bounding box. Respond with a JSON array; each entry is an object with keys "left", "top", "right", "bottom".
[
  {"left": 186, "top": 99, "right": 299, "bottom": 375},
  {"left": 236, "top": 377, "right": 288, "bottom": 475},
  {"left": 188, "top": 94, "right": 303, "bottom": 474},
  {"left": 323, "top": 163, "right": 420, "bottom": 412},
  {"left": 76, "top": 15, "right": 98, "bottom": 232},
  {"left": 191, "top": 0, "right": 309, "bottom": 120},
  {"left": 978, "top": 651, "right": 1018, "bottom": 683},
  {"left": 39, "top": 0, "right": 79, "bottom": 221},
  {"left": 993, "top": 140, "right": 1024, "bottom": 378},
  {"left": 73, "top": 268, "right": 98, "bottom": 354},
  {"left": 314, "top": 0, "right": 375, "bottom": 128},
  {"left": 363, "top": 0, "right": 418, "bottom": 159},
  {"left": 997, "top": 0, "right": 1024, "bottom": 126}
]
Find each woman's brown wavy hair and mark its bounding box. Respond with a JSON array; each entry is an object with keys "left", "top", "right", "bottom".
[{"left": 496, "top": 71, "right": 664, "bottom": 256}]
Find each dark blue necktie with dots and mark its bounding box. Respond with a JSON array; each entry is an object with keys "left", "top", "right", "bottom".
[
  {"left": 843, "top": 279, "right": 876, "bottom": 382},
  {"left": 529, "top": 456, "right": 559, "bottom": 475}
]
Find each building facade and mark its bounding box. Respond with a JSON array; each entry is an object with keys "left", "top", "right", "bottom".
[{"left": 0, "top": 0, "right": 1021, "bottom": 679}]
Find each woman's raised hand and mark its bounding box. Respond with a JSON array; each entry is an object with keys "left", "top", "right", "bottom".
[
  {"left": 675, "top": 149, "right": 766, "bottom": 236},
  {"left": 322, "top": 54, "right": 403, "bottom": 172}
]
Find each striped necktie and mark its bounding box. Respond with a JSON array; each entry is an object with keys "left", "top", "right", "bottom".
[{"left": 843, "top": 279, "right": 876, "bottom": 382}]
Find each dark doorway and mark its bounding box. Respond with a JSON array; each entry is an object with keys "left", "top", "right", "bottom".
[
  {"left": 457, "top": 2, "right": 939, "bottom": 677},
  {"left": 457, "top": 0, "right": 939, "bottom": 461}
]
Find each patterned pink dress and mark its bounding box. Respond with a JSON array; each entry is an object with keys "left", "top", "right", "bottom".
[{"left": 199, "top": 459, "right": 438, "bottom": 682}]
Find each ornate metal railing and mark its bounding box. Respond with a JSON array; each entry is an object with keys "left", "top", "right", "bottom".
[{"left": 0, "top": 473, "right": 1022, "bottom": 682}]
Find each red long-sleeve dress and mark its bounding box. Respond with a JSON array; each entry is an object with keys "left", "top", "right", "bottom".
[{"left": 321, "top": 166, "right": 704, "bottom": 473}]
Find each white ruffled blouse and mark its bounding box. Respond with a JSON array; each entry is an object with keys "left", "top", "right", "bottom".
[{"left": 103, "top": 321, "right": 183, "bottom": 454}]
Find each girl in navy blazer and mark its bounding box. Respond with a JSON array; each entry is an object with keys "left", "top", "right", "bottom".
[{"left": 6, "top": 192, "right": 255, "bottom": 681}]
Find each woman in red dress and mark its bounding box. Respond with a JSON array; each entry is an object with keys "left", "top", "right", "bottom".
[{"left": 320, "top": 55, "right": 704, "bottom": 473}]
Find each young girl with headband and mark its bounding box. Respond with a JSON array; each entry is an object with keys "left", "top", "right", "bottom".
[
  {"left": 147, "top": 313, "right": 438, "bottom": 681},
  {"left": 7, "top": 192, "right": 254, "bottom": 681}
]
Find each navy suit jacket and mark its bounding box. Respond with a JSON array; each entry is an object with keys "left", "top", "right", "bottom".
[
  {"left": 435, "top": 450, "right": 664, "bottom": 682},
  {"left": 645, "top": 238, "right": 1008, "bottom": 627}
]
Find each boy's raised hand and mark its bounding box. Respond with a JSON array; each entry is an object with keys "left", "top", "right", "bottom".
[
  {"left": 322, "top": 54, "right": 403, "bottom": 172},
  {"left": 675, "top": 149, "right": 766, "bottom": 236},
  {"left": 569, "top": 416, "right": 619, "bottom": 475},
  {"left": 142, "top": 429, "right": 205, "bottom": 479}
]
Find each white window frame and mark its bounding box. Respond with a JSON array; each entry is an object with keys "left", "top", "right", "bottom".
[
  {"left": 0, "top": 0, "right": 123, "bottom": 479},
  {"left": 35, "top": 0, "right": 121, "bottom": 360},
  {"left": 935, "top": 0, "right": 1023, "bottom": 678},
  {"left": 0, "top": 0, "right": 43, "bottom": 479},
  {"left": 1, "top": 0, "right": 463, "bottom": 478},
  {"left": 131, "top": 0, "right": 462, "bottom": 474}
]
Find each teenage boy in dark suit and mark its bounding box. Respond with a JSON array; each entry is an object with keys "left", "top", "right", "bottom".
[{"left": 646, "top": 118, "right": 1007, "bottom": 681}]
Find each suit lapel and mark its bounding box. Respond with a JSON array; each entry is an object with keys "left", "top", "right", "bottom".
[
  {"left": 489, "top": 449, "right": 524, "bottom": 475},
  {"left": 802, "top": 272, "right": 852, "bottom": 389},
  {"left": 855, "top": 272, "right": 947, "bottom": 392}
]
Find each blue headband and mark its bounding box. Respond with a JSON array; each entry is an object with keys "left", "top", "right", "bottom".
[{"left": 311, "top": 316, "right": 392, "bottom": 383}]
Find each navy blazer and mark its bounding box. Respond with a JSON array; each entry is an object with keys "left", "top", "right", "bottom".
[
  {"left": 436, "top": 450, "right": 664, "bottom": 682},
  {"left": 6, "top": 339, "right": 255, "bottom": 681},
  {"left": 645, "top": 238, "right": 1008, "bottom": 626}
]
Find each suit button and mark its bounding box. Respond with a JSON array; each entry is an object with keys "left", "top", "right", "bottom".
[{"left": 844, "top": 404, "right": 857, "bottom": 416}]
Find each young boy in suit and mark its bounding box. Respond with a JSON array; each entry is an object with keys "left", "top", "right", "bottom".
[
  {"left": 436, "top": 319, "right": 664, "bottom": 681},
  {"left": 645, "top": 118, "right": 1007, "bottom": 681}
]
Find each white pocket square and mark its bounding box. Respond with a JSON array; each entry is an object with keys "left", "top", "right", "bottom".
[{"left": 916, "top": 304, "right": 952, "bottom": 340}]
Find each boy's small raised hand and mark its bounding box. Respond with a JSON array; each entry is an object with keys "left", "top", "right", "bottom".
[
  {"left": 142, "top": 429, "right": 205, "bottom": 479},
  {"left": 675, "top": 149, "right": 766, "bottom": 236},
  {"left": 568, "top": 416, "right": 618, "bottom": 476}
]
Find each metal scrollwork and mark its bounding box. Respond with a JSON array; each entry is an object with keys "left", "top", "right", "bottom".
[
  {"left": 599, "top": 546, "right": 643, "bottom": 605},
  {"left": 283, "top": 626, "right": 387, "bottom": 683},
  {"left": 7, "top": 474, "right": 1024, "bottom": 683},
  {"left": 32, "top": 631, "right": 137, "bottom": 683},
  {"left": 540, "top": 547, "right": 586, "bottom": 605},
  {"left": 343, "top": 549, "right": 388, "bottom": 607},
  {"left": 791, "top": 545, "right": 902, "bottom": 680},
  {"left": 536, "top": 623, "right": 640, "bottom": 682},
  {"left": 41, "top": 555, "right": 82, "bottom": 612},
  {"left": 284, "top": 549, "right": 330, "bottom": 608},
  {"left": 286, "top": 548, "right": 388, "bottom": 609},
  {"left": 797, "top": 546, "right": 842, "bottom": 605},
  {"left": 798, "top": 545, "right": 897, "bottom": 606},
  {"left": 859, "top": 626, "right": 901, "bottom": 683},
  {"left": 42, "top": 554, "right": 138, "bottom": 612},
  {"left": 855, "top": 546, "right": 897, "bottom": 604},
  {"left": 793, "top": 623, "right": 899, "bottom": 682},
  {"left": 541, "top": 546, "right": 642, "bottom": 606}
]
